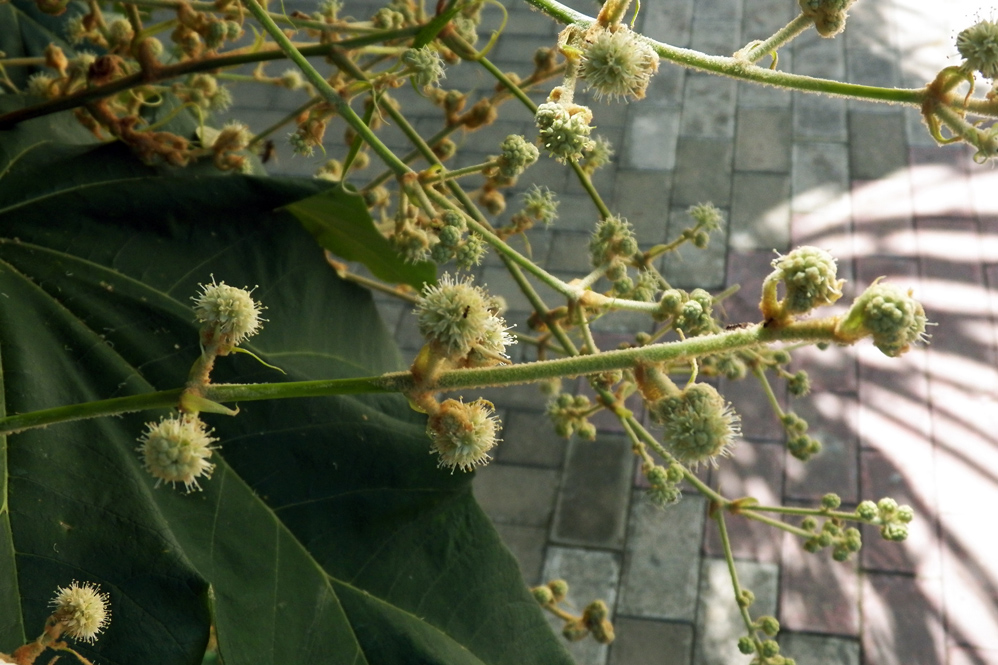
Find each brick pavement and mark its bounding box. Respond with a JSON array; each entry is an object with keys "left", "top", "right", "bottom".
[{"left": 239, "top": 0, "right": 998, "bottom": 662}]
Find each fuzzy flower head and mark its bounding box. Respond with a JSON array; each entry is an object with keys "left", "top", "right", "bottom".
[
  {"left": 401, "top": 46, "right": 446, "bottom": 89},
  {"left": 771, "top": 246, "right": 844, "bottom": 314},
  {"left": 535, "top": 101, "right": 596, "bottom": 163},
  {"left": 957, "top": 20, "right": 998, "bottom": 79},
  {"left": 522, "top": 185, "right": 559, "bottom": 225},
  {"left": 427, "top": 398, "right": 500, "bottom": 472},
  {"left": 837, "top": 280, "right": 929, "bottom": 357},
  {"left": 49, "top": 581, "right": 111, "bottom": 644},
  {"left": 494, "top": 134, "right": 540, "bottom": 179},
  {"left": 415, "top": 274, "right": 514, "bottom": 364},
  {"left": 580, "top": 26, "right": 660, "bottom": 101},
  {"left": 648, "top": 383, "right": 740, "bottom": 468},
  {"left": 192, "top": 277, "right": 265, "bottom": 352},
  {"left": 798, "top": 0, "right": 857, "bottom": 37},
  {"left": 137, "top": 414, "right": 218, "bottom": 492}
]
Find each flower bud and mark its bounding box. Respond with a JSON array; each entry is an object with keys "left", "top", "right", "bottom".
[
  {"left": 426, "top": 398, "right": 500, "bottom": 472},
  {"left": 837, "top": 280, "right": 929, "bottom": 357},
  {"left": 770, "top": 246, "right": 844, "bottom": 314},
  {"left": 402, "top": 46, "right": 445, "bottom": 88},
  {"left": 798, "top": 0, "right": 857, "bottom": 38},
  {"left": 532, "top": 585, "right": 554, "bottom": 605},
  {"left": 192, "top": 278, "right": 265, "bottom": 353},
  {"left": 856, "top": 500, "right": 878, "bottom": 521},
  {"left": 957, "top": 20, "right": 998, "bottom": 79},
  {"left": 415, "top": 274, "right": 514, "bottom": 365},
  {"left": 494, "top": 134, "right": 539, "bottom": 178},
  {"left": 535, "top": 101, "right": 595, "bottom": 163},
  {"left": 547, "top": 579, "right": 569, "bottom": 602},
  {"left": 49, "top": 581, "right": 111, "bottom": 643},
  {"left": 648, "top": 383, "right": 740, "bottom": 468},
  {"left": 580, "top": 25, "right": 659, "bottom": 101},
  {"left": 137, "top": 414, "right": 217, "bottom": 492}
]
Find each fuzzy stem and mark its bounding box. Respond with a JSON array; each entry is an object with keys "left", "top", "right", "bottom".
[
  {"left": 739, "top": 13, "right": 814, "bottom": 64},
  {"left": 715, "top": 510, "right": 759, "bottom": 634}
]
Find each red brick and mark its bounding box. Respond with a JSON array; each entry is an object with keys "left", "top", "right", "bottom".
[
  {"left": 862, "top": 572, "right": 945, "bottom": 665},
  {"left": 780, "top": 531, "right": 860, "bottom": 635},
  {"left": 783, "top": 391, "right": 860, "bottom": 504}
]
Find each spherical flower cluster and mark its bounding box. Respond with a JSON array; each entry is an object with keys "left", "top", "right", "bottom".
[
  {"left": 590, "top": 215, "right": 638, "bottom": 270},
  {"left": 771, "top": 246, "right": 844, "bottom": 314},
  {"left": 837, "top": 280, "right": 929, "bottom": 357},
  {"left": 648, "top": 383, "right": 741, "bottom": 467},
  {"left": 26, "top": 72, "right": 57, "bottom": 98},
  {"left": 137, "top": 414, "right": 218, "bottom": 492},
  {"left": 535, "top": 101, "right": 596, "bottom": 163},
  {"left": 644, "top": 463, "right": 683, "bottom": 508},
  {"left": 494, "top": 134, "right": 540, "bottom": 179},
  {"left": 426, "top": 398, "right": 500, "bottom": 471},
  {"left": 580, "top": 26, "right": 660, "bottom": 101},
  {"left": 521, "top": 185, "right": 559, "bottom": 225},
  {"left": 49, "top": 581, "right": 111, "bottom": 644},
  {"left": 415, "top": 274, "right": 514, "bottom": 364},
  {"left": 546, "top": 392, "right": 597, "bottom": 439},
  {"left": 401, "top": 46, "right": 445, "bottom": 88},
  {"left": 798, "top": 0, "right": 857, "bottom": 37},
  {"left": 957, "top": 20, "right": 998, "bottom": 79},
  {"left": 192, "top": 278, "right": 264, "bottom": 352}
]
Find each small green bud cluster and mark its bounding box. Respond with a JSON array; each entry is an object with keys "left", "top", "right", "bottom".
[
  {"left": 786, "top": 370, "right": 810, "bottom": 396},
  {"left": 136, "top": 414, "right": 218, "bottom": 492},
  {"left": 535, "top": 98, "right": 596, "bottom": 163},
  {"left": 702, "top": 353, "right": 748, "bottom": 380},
  {"left": 415, "top": 274, "right": 514, "bottom": 366},
  {"left": 590, "top": 215, "right": 638, "bottom": 282},
  {"left": 192, "top": 278, "right": 265, "bottom": 353},
  {"left": 780, "top": 411, "right": 821, "bottom": 461},
  {"left": 648, "top": 382, "right": 740, "bottom": 468},
  {"left": 737, "top": 588, "right": 755, "bottom": 608},
  {"left": 855, "top": 497, "right": 913, "bottom": 541},
  {"left": 957, "top": 20, "right": 998, "bottom": 79},
  {"left": 756, "top": 615, "right": 781, "bottom": 637},
  {"left": 657, "top": 288, "right": 718, "bottom": 336},
  {"left": 581, "top": 135, "right": 615, "bottom": 174},
  {"left": 801, "top": 517, "right": 861, "bottom": 561},
  {"left": 519, "top": 185, "right": 560, "bottom": 226},
  {"left": 618, "top": 269, "right": 661, "bottom": 302},
  {"left": 837, "top": 280, "right": 929, "bottom": 357},
  {"left": 560, "top": 600, "right": 615, "bottom": 644},
  {"left": 426, "top": 398, "right": 500, "bottom": 472},
  {"left": 546, "top": 392, "right": 597, "bottom": 439},
  {"left": 401, "top": 46, "right": 446, "bottom": 89},
  {"left": 493, "top": 134, "right": 540, "bottom": 179},
  {"left": 48, "top": 581, "right": 111, "bottom": 644},
  {"left": 315, "top": 0, "right": 342, "bottom": 21},
  {"left": 643, "top": 462, "right": 684, "bottom": 508},
  {"left": 579, "top": 25, "right": 660, "bottom": 101},
  {"left": 279, "top": 68, "right": 307, "bottom": 90},
  {"left": 769, "top": 246, "right": 844, "bottom": 315},
  {"left": 392, "top": 224, "right": 433, "bottom": 263},
  {"left": 798, "top": 0, "right": 857, "bottom": 38},
  {"left": 429, "top": 211, "right": 487, "bottom": 268},
  {"left": 178, "top": 73, "right": 232, "bottom": 112},
  {"left": 372, "top": 7, "right": 406, "bottom": 29},
  {"left": 680, "top": 203, "right": 724, "bottom": 248}
]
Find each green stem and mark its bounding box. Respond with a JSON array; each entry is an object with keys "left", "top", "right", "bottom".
[
  {"left": 421, "top": 160, "right": 492, "bottom": 183},
  {"left": 739, "top": 13, "right": 814, "bottom": 64},
  {"left": 742, "top": 504, "right": 862, "bottom": 521},
  {"left": 521, "top": 0, "right": 927, "bottom": 106},
  {"left": 752, "top": 364, "right": 785, "bottom": 418},
  {"left": 247, "top": 97, "right": 319, "bottom": 147},
  {"left": 715, "top": 510, "right": 758, "bottom": 634},
  {"left": 738, "top": 509, "right": 813, "bottom": 538}
]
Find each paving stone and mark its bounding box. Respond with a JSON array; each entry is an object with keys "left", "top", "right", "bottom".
[
  {"left": 729, "top": 172, "right": 791, "bottom": 252},
  {"left": 694, "top": 558, "right": 779, "bottom": 665},
  {"left": 498, "top": 408, "right": 569, "bottom": 468},
  {"left": 625, "top": 106, "right": 682, "bottom": 171},
  {"left": 493, "top": 523, "right": 549, "bottom": 586},
  {"left": 681, "top": 75, "right": 737, "bottom": 139},
  {"left": 794, "top": 93, "right": 848, "bottom": 142},
  {"left": 718, "top": 372, "right": 785, "bottom": 442},
  {"left": 541, "top": 547, "right": 622, "bottom": 665},
  {"left": 734, "top": 108, "right": 792, "bottom": 173},
  {"left": 723, "top": 249, "right": 772, "bottom": 323},
  {"left": 550, "top": 191, "right": 605, "bottom": 234},
  {"left": 613, "top": 171, "right": 674, "bottom": 246},
  {"left": 702, "top": 442, "right": 785, "bottom": 564},
  {"left": 848, "top": 112, "right": 908, "bottom": 180},
  {"left": 845, "top": 47, "right": 900, "bottom": 92},
  {"left": 779, "top": 633, "right": 860, "bottom": 665},
  {"left": 546, "top": 231, "right": 596, "bottom": 274},
  {"left": 661, "top": 207, "right": 729, "bottom": 289},
  {"left": 850, "top": 173, "right": 917, "bottom": 258},
  {"left": 779, "top": 530, "right": 860, "bottom": 635},
  {"left": 618, "top": 494, "right": 707, "bottom": 621},
  {"left": 503, "top": 5, "right": 560, "bottom": 37},
  {"left": 938, "top": 512, "right": 998, "bottom": 650},
  {"left": 672, "top": 137, "right": 734, "bottom": 208},
  {"left": 690, "top": 19, "right": 741, "bottom": 54},
  {"left": 644, "top": 66, "right": 686, "bottom": 107},
  {"left": 861, "top": 573, "right": 945, "bottom": 665},
  {"left": 741, "top": 0, "right": 795, "bottom": 40},
  {"left": 640, "top": 0, "right": 695, "bottom": 46},
  {"left": 783, "top": 391, "right": 860, "bottom": 504},
  {"left": 908, "top": 145, "right": 975, "bottom": 218},
  {"left": 608, "top": 619, "right": 695, "bottom": 665},
  {"left": 472, "top": 463, "right": 561, "bottom": 527},
  {"left": 551, "top": 434, "right": 635, "bottom": 548},
  {"left": 792, "top": 32, "right": 845, "bottom": 80},
  {"left": 791, "top": 141, "right": 850, "bottom": 217}
]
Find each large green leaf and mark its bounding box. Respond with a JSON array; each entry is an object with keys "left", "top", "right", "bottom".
[{"left": 0, "top": 139, "right": 571, "bottom": 664}]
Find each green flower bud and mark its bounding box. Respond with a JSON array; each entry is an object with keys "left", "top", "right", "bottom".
[
  {"left": 760, "top": 639, "right": 780, "bottom": 658},
  {"left": 877, "top": 497, "right": 899, "bottom": 514},
  {"left": 548, "top": 579, "right": 569, "bottom": 602},
  {"left": 771, "top": 246, "right": 844, "bottom": 314},
  {"left": 402, "top": 46, "right": 445, "bottom": 88},
  {"left": 738, "top": 636, "right": 755, "bottom": 655},
  {"left": 649, "top": 383, "right": 740, "bottom": 468},
  {"left": 801, "top": 516, "right": 818, "bottom": 531},
  {"left": 535, "top": 101, "right": 596, "bottom": 163},
  {"left": 798, "top": 0, "right": 857, "bottom": 38},
  {"left": 737, "top": 589, "right": 755, "bottom": 608},
  {"left": 758, "top": 616, "right": 781, "bottom": 637},
  {"left": 788, "top": 370, "right": 810, "bottom": 396},
  {"left": 532, "top": 585, "right": 554, "bottom": 605},
  {"left": 881, "top": 523, "right": 909, "bottom": 542},
  {"left": 856, "top": 500, "right": 878, "bottom": 520},
  {"left": 896, "top": 505, "right": 914, "bottom": 523},
  {"left": 772, "top": 349, "right": 792, "bottom": 365},
  {"left": 821, "top": 493, "right": 841, "bottom": 509},
  {"left": 455, "top": 234, "right": 486, "bottom": 269},
  {"left": 495, "top": 134, "right": 539, "bottom": 178},
  {"left": 591, "top": 215, "right": 638, "bottom": 267},
  {"left": 426, "top": 398, "right": 500, "bottom": 472},
  {"left": 837, "top": 280, "right": 929, "bottom": 357},
  {"left": 957, "top": 20, "right": 998, "bottom": 79},
  {"left": 438, "top": 225, "right": 463, "bottom": 248},
  {"left": 580, "top": 25, "right": 660, "bottom": 101},
  {"left": 522, "top": 185, "right": 559, "bottom": 225}
]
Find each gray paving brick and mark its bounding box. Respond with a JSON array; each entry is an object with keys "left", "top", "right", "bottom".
[
  {"left": 730, "top": 172, "right": 791, "bottom": 252},
  {"left": 498, "top": 409, "right": 569, "bottom": 468},
  {"left": 794, "top": 93, "right": 848, "bottom": 142},
  {"left": 694, "top": 558, "right": 779, "bottom": 665},
  {"left": 551, "top": 434, "right": 635, "bottom": 548},
  {"left": 542, "top": 547, "right": 622, "bottom": 665},
  {"left": 791, "top": 142, "right": 850, "bottom": 215},
  {"left": 779, "top": 633, "right": 860, "bottom": 665},
  {"left": 472, "top": 462, "right": 560, "bottom": 527},
  {"left": 613, "top": 170, "right": 673, "bottom": 246},
  {"left": 641, "top": 0, "right": 695, "bottom": 46},
  {"left": 742, "top": 0, "right": 796, "bottom": 40},
  {"left": 625, "top": 107, "right": 681, "bottom": 170},
  {"left": 608, "top": 619, "right": 695, "bottom": 665},
  {"left": 671, "top": 138, "right": 734, "bottom": 207},
  {"left": 783, "top": 391, "right": 860, "bottom": 504},
  {"left": 503, "top": 5, "right": 560, "bottom": 37},
  {"left": 848, "top": 111, "right": 907, "bottom": 179},
  {"left": 643, "top": 66, "right": 686, "bottom": 107},
  {"left": 661, "top": 207, "right": 729, "bottom": 289},
  {"left": 546, "top": 231, "right": 595, "bottom": 274},
  {"left": 792, "top": 33, "right": 845, "bottom": 80},
  {"left": 681, "top": 75, "right": 738, "bottom": 139},
  {"left": 690, "top": 19, "right": 742, "bottom": 50},
  {"left": 845, "top": 47, "right": 900, "bottom": 91},
  {"left": 618, "top": 494, "right": 707, "bottom": 621},
  {"left": 735, "top": 108, "right": 792, "bottom": 173}
]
